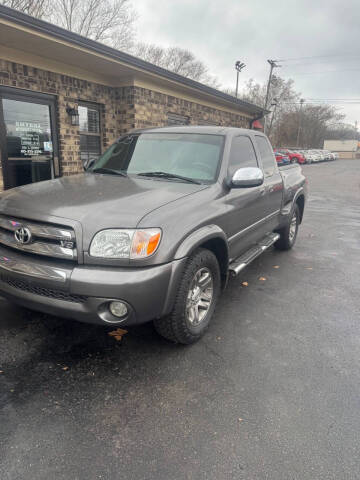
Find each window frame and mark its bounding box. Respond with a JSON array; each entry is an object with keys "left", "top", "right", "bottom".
[
  {"left": 0, "top": 86, "right": 60, "bottom": 189},
  {"left": 254, "top": 134, "right": 278, "bottom": 178},
  {"left": 90, "top": 132, "right": 226, "bottom": 184},
  {"left": 78, "top": 101, "right": 102, "bottom": 167},
  {"left": 228, "top": 134, "right": 260, "bottom": 176}
]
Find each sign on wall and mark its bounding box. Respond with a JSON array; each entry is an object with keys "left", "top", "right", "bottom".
[{"left": 15, "top": 121, "right": 42, "bottom": 156}]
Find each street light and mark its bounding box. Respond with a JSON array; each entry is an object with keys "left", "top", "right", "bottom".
[{"left": 235, "top": 61, "right": 246, "bottom": 98}]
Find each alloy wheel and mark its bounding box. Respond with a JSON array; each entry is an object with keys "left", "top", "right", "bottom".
[{"left": 186, "top": 267, "right": 214, "bottom": 326}]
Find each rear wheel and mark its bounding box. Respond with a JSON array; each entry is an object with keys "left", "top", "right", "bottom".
[
  {"left": 154, "top": 248, "right": 220, "bottom": 344},
  {"left": 275, "top": 204, "right": 300, "bottom": 250}
]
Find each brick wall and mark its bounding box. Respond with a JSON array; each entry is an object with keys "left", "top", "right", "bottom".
[
  {"left": 130, "top": 86, "right": 251, "bottom": 130},
  {"left": 0, "top": 60, "right": 253, "bottom": 191}
]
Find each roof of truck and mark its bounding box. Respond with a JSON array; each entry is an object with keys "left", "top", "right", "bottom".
[{"left": 130, "top": 126, "right": 265, "bottom": 136}]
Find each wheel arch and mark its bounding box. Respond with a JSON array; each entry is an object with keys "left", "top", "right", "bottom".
[
  {"left": 295, "top": 194, "right": 305, "bottom": 223},
  {"left": 174, "top": 225, "right": 229, "bottom": 288}
]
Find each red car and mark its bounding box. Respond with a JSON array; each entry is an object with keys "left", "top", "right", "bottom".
[
  {"left": 274, "top": 148, "right": 306, "bottom": 164},
  {"left": 274, "top": 151, "right": 290, "bottom": 166}
]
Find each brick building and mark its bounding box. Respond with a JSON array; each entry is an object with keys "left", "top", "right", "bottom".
[{"left": 0, "top": 5, "right": 266, "bottom": 191}]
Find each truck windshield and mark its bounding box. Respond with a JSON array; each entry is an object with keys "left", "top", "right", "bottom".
[{"left": 89, "top": 133, "right": 224, "bottom": 183}]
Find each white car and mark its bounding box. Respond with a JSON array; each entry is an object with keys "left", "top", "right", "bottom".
[
  {"left": 308, "top": 150, "right": 322, "bottom": 162},
  {"left": 301, "top": 151, "right": 316, "bottom": 164}
]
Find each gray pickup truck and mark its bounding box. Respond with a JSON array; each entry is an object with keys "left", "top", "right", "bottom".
[{"left": 0, "top": 126, "right": 307, "bottom": 344}]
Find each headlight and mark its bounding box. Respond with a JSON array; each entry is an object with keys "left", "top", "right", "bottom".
[{"left": 90, "top": 228, "right": 161, "bottom": 259}]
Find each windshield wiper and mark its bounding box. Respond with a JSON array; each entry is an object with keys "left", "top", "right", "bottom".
[
  {"left": 137, "top": 171, "right": 201, "bottom": 184},
  {"left": 92, "top": 168, "right": 126, "bottom": 176}
]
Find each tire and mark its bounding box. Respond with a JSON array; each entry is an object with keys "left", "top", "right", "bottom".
[
  {"left": 154, "top": 248, "right": 221, "bottom": 344},
  {"left": 274, "top": 204, "right": 300, "bottom": 251}
]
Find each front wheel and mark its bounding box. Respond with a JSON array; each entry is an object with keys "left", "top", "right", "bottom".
[
  {"left": 274, "top": 204, "right": 300, "bottom": 250},
  {"left": 154, "top": 248, "right": 220, "bottom": 344}
]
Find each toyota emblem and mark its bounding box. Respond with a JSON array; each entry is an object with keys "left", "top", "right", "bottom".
[{"left": 14, "top": 226, "right": 32, "bottom": 245}]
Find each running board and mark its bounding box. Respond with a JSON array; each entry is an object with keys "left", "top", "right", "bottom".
[{"left": 228, "top": 233, "right": 280, "bottom": 276}]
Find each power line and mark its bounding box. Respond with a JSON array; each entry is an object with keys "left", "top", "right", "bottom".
[
  {"left": 281, "top": 59, "right": 360, "bottom": 68},
  {"left": 306, "top": 98, "right": 360, "bottom": 100},
  {"left": 287, "top": 101, "right": 359, "bottom": 104},
  {"left": 275, "top": 53, "right": 360, "bottom": 62},
  {"left": 282, "top": 68, "right": 360, "bottom": 75}
]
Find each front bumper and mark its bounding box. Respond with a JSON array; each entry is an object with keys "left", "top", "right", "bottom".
[{"left": 0, "top": 246, "right": 186, "bottom": 326}]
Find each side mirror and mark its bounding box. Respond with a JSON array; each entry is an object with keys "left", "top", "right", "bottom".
[
  {"left": 83, "top": 159, "right": 95, "bottom": 171},
  {"left": 231, "top": 167, "right": 264, "bottom": 188}
]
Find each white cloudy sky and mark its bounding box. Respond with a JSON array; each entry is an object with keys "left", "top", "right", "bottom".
[{"left": 134, "top": 0, "right": 360, "bottom": 124}]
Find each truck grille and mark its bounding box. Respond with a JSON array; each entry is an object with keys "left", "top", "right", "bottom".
[
  {"left": 0, "top": 215, "right": 77, "bottom": 261},
  {"left": 0, "top": 274, "right": 87, "bottom": 303}
]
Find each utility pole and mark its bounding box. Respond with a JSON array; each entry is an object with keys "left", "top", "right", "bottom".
[
  {"left": 296, "top": 98, "right": 305, "bottom": 147},
  {"left": 264, "top": 59, "right": 280, "bottom": 134},
  {"left": 268, "top": 98, "right": 278, "bottom": 137},
  {"left": 354, "top": 120, "right": 358, "bottom": 139},
  {"left": 235, "top": 61, "right": 246, "bottom": 98}
]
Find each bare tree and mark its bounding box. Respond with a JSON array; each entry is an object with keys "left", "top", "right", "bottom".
[
  {"left": 276, "top": 105, "right": 344, "bottom": 148},
  {"left": 325, "top": 123, "right": 359, "bottom": 141},
  {"left": 49, "top": 0, "right": 137, "bottom": 50},
  {"left": 132, "top": 43, "right": 220, "bottom": 87},
  {"left": 1, "top": 0, "right": 137, "bottom": 50},
  {"left": 237, "top": 76, "right": 300, "bottom": 142},
  {"left": 1, "top": 0, "right": 49, "bottom": 17}
]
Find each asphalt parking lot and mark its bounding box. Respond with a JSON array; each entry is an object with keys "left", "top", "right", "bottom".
[{"left": 1, "top": 159, "right": 359, "bottom": 480}]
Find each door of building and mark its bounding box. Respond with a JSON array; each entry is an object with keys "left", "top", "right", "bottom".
[{"left": 0, "top": 87, "right": 59, "bottom": 190}]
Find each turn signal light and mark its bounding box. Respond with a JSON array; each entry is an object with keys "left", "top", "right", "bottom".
[{"left": 130, "top": 229, "right": 161, "bottom": 259}]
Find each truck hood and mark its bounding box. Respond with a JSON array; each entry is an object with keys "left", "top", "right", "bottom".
[{"left": 0, "top": 173, "right": 208, "bottom": 234}]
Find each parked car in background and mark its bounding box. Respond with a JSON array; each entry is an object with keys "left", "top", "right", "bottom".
[
  {"left": 289, "top": 150, "right": 307, "bottom": 164},
  {"left": 298, "top": 150, "right": 316, "bottom": 164},
  {"left": 308, "top": 150, "right": 323, "bottom": 162},
  {"left": 324, "top": 150, "right": 336, "bottom": 161},
  {"left": 294, "top": 149, "right": 337, "bottom": 164},
  {"left": 315, "top": 150, "right": 327, "bottom": 161},
  {"left": 274, "top": 148, "right": 306, "bottom": 164},
  {"left": 274, "top": 151, "right": 291, "bottom": 166}
]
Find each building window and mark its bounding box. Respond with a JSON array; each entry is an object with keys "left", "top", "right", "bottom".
[
  {"left": 167, "top": 112, "right": 189, "bottom": 126},
  {"left": 78, "top": 102, "right": 101, "bottom": 167}
]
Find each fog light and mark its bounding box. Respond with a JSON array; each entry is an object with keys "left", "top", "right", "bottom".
[{"left": 109, "top": 301, "right": 128, "bottom": 318}]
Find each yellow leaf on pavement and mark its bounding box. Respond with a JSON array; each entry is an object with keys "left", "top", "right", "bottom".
[
  {"left": 108, "top": 328, "right": 128, "bottom": 341},
  {"left": 259, "top": 277, "right": 267, "bottom": 281},
  {"left": 242, "top": 281, "right": 249, "bottom": 287},
  {"left": 273, "top": 265, "right": 280, "bottom": 269}
]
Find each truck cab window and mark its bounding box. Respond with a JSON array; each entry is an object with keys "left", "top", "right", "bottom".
[
  {"left": 228, "top": 136, "right": 258, "bottom": 176},
  {"left": 255, "top": 136, "right": 277, "bottom": 177}
]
